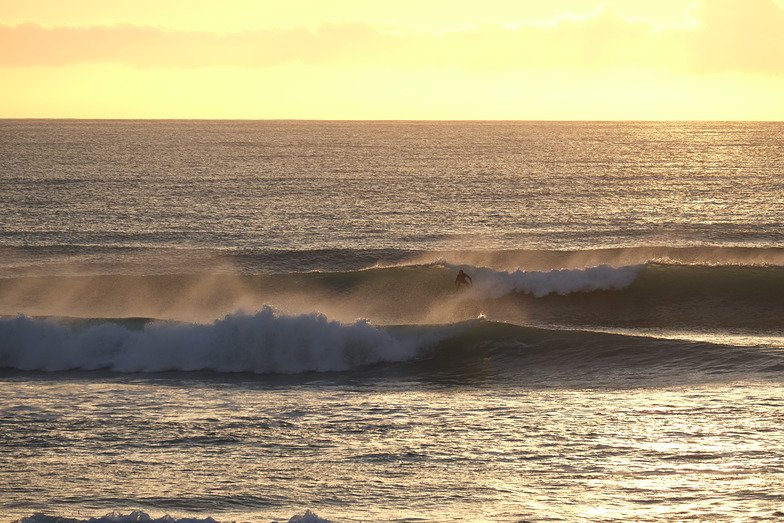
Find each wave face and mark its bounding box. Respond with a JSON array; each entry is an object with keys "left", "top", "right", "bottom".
[{"left": 465, "top": 262, "right": 784, "bottom": 334}]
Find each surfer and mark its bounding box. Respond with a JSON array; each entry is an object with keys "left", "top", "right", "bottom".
[{"left": 455, "top": 269, "right": 473, "bottom": 291}]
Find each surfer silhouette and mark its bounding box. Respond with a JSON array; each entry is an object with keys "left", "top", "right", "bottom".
[{"left": 455, "top": 269, "right": 473, "bottom": 291}]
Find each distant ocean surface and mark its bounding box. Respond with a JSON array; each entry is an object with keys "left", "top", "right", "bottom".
[{"left": 1, "top": 120, "right": 783, "bottom": 523}]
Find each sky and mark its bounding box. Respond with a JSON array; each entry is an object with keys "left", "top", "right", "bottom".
[{"left": 2, "top": 0, "right": 784, "bottom": 120}]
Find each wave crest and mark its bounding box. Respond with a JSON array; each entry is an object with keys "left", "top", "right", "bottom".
[{"left": 464, "top": 264, "right": 644, "bottom": 298}]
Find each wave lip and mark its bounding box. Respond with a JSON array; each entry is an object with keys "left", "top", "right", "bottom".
[{"left": 0, "top": 307, "right": 421, "bottom": 374}]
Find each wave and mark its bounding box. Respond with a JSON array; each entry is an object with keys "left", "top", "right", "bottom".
[
  {"left": 14, "top": 510, "right": 334, "bottom": 523},
  {"left": 469, "top": 262, "right": 784, "bottom": 334},
  {"left": 409, "top": 245, "right": 784, "bottom": 272},
  {"left": 0, "top": 246, "right": 782, "bottom": 338},
  {"left": 2, "top": 311, "right": 782, "bottom": 379},
  {"left": 2, "top": 244, "right": 782, "bottom": 277}
]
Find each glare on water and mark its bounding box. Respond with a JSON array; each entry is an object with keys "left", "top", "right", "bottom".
[{"left": 2, "top": 376, "right": 782, "bottom": 522}]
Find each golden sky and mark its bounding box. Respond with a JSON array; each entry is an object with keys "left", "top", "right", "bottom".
[{"left": 2, "top": 0, "right": 783, "bottom": 119}]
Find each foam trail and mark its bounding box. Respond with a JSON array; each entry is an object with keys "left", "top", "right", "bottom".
[
  {"left": 14, "top": 510, "right": 335, "bottom": 523},
  {"left": 16, "top": 512, "right": 222, "bottom": 523},
  {"left": 465, "top": 264, "right": 644, "bottom": 298},
  {"left": 0, "top": 307, "right": 421, "bottom": 374}
]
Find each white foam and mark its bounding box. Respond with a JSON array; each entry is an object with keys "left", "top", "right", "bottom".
[
  {"left": 17, "top": 511, "right": 221, "bottom": 523},
  {"left": 15, "top": 510, "right": 336, "bottom": 523},
  {"left": 279, "top": 510, "right": 335, "bottom": 523},
  {"left": 0, "top": 307, "right": 421, "bottom": 374},
  {"left": 463, "top": 264, "right": 644, "bottom": 298}
]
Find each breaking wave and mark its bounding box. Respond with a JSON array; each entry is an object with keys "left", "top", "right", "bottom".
[
  {"left": 1, "top": 246, "right": 782, "bottom": 373},
  {"left": 2, "top": 310, "right": 782, "bottom": 379},
  {"left": 0, "top": 307, "right": 424, "bottom": 374}
]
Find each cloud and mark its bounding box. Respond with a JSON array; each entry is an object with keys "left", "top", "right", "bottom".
[
  {"left": 689, "top": 0, "right": 784, "bottom": 74},
  {"left": 2, "top": 0, "right": 783, "bottom": 74}
]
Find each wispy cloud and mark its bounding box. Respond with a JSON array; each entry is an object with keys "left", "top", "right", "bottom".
[{"left": 2, "top": 0, "right": 782, "bottom": 75}]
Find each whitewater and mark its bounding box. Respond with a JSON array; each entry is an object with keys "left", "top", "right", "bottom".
[{"left": 1, "top": 120, "right": 783, "bottom": 523}]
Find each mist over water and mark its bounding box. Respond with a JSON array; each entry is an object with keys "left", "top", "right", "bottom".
[{"left": 1, "top": 121, "right": 783, "bottom": 523}]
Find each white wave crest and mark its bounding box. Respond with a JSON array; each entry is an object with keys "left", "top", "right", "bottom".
[
  {"left": 467, "top": 264, "right": 644, "bottom": 298},
  {"left": 0, "top": 307, "right": 420, "bottom": 374}
]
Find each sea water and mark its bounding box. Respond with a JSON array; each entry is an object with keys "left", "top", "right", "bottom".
[{"left": 0, "top": 120, "right": 783, "bottom": 522}]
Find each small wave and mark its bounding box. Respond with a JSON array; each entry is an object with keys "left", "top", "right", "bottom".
[
  {"left": 15, "top": 511, "right": 222, "bottom": 523},
  {"left": 14, "top": 510, "right": 335, "bottom": 523}
]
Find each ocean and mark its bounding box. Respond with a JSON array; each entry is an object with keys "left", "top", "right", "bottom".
[{"left": 0, "top": 120, "right": 783, "bottom": 523}]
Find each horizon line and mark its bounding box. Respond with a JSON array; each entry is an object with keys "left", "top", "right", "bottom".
[{"left": 3, "top": 117, "right": 783, "bottom": 123}]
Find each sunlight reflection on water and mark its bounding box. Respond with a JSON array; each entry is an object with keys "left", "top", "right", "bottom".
[{"left": 2, "top": 376, "right": 783, "bottom": 522}]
